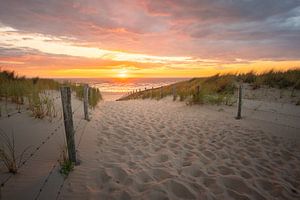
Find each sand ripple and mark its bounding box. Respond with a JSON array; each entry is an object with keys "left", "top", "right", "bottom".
[{"left": 61, "top": 100, "right": 300, "bottom": 199}]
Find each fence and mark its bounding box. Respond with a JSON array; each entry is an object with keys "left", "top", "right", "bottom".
[
  {"left": 120, "top": 82, "right": 300, "bottom": 127},
  {"left": 0, "top": 85, "right": 92, "bottom": 200}
]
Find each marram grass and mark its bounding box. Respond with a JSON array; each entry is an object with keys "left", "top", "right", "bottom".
[
  {"left": 0, "top": 70, "right": 102, "bottom": 118},
  {"left": 119, "top": 69, "right": 300, "bottom": 105}
]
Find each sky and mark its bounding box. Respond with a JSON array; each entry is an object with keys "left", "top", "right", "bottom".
[{"left": 0, "top": 0, "right": 300, "bottom": 78}]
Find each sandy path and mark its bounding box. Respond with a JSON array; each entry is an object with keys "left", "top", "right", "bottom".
[{"left": 60, "top": 99, "right": 300, "bottom": 200}]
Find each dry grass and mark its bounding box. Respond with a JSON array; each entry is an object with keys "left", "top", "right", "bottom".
[
  {"left": 119, "top": 69, "right": 300, "bottom": 105},
  {"left": 0, "top": 70, "right": 102, "bottom": 118},
  {"left": 0, "top": 129, "right": 31, "bottom": 174},
  {"left": 72, "top": 84, "right": 102, "bottom": 108}
]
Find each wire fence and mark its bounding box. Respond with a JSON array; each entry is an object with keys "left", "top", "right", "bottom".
[
  {"left": 33, "top": 108, "right": 93, "bottom": 200},
  {"left": 55, "top": 176, "right": 67, "bottom": 200},
  {"left": 0, "top": 121, "right": 64, "bottom": 188},
  {"left": 0, "top": 108, "right": 26, "bottom": 121},
  {"left": 237, "top": 85, "right": 300, "bottom": 121},
  {"left": 34, "top": 163, "right": 59, "bottom": 200},
  {"left": 0, "top": 90, "right": 93, "bottom": 199}
]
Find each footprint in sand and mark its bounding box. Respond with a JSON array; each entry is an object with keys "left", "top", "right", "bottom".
[
  {"left": 182, "top": 165, "right": 206, "bottom": 178},
  {"left": 202, "top": 150, "right": 217, "bottom": 160},
  {"left": 168, "top": 142, "right": 178, "bottom": 149},
  {"left": 155, "top": 154, "right": 169, "bottom": 163},
  {"left": 217, "top": 166, "right": 235, "bottom": 176},
  {"left": 134, "top": 170, "right": 154, "bottom": 183},
  {"left": 220, "top": 175, "right": 266, "bottom": 199},
  {"left": 142, "top": 189, "right": 169, "bottom": 200},
  {"left": 164, "top": 180, "right": 196, "bottom": 199},
  {"left": 202, "top": 177, "right": 224, "bottom": 195},
  {"left": 106, "top": 166, "right": 129, "bottom": 185},
  {"left": 150, "top": 168, "right": 174, "bottom": 182}
]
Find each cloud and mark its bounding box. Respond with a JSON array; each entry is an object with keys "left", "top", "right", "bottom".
[{"left": 0, "top": 0, "right": 299, "bottom": 75}]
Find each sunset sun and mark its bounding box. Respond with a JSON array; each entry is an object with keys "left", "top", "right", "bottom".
[{"left": 117, "top": 69, "right": 128, "bottom": 78}]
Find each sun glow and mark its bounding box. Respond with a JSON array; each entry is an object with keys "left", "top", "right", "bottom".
[{"left": 117, "top": 69, "right": 128, "bottom": 78}]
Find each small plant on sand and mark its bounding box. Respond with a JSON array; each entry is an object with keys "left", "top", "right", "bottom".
[
  {"left": 58, "top": 145, "right": 74, "bottom": 176},
  {"left": 0, "top": 129, "right": 31, "bottom": 174}
]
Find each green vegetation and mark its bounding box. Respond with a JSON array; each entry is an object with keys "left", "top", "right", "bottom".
[
  {"left": 119, "top": 69, "right": 300, "bottom": 105},
  {"left": 0, "top": 70, "right": 60, "bottom": 119},
  {"left": 58, "top": 144, "right": 74, "bottom": 176},
  {"left": 72, "top": 84, "right": 102, "bottom": 108},
  {"left": 239, "top": 69, "right": 300, "bottom": 89},
  {"left": 0, "top": 70, "right": 102, "bottom": 118},
  {"left": 60, "top": 160, "right": 74, "bottom": 176}
]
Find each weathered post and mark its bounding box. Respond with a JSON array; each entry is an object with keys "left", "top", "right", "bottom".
[
  {"left": 83, "top": 84, "right": 89, "bottom": 121},
  {"left": 236, "top": 83, "right": 242, "bottom": 119},
  {"left": 160, "top": 86, "right": 163, "bottom": 99},
  {"left": 196, "top": 85, "right": 201, "bottom": 96},
  {"left": 151, "top": 87, "right": 154, "bottom": 99},
  {"left": 173, "top": 85, "right": 177, "bottom": 101},
  {"left": 60, "top": 86, "right": 77, "bottom": 164}
]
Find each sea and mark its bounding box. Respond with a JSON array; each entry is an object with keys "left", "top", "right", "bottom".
[{"left": 58, "top": 78, "right": 189, "bottom": 101}]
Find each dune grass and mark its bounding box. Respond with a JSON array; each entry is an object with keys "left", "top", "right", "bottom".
[
  {"left": 119, "top": 69, "right": 300, "bottom": 105},
  {"left": 72, "top": 84, "right": 102, "bottom": 108},
  {"left": 0, "top": 129, "right": 31, "bottom": 174},
  {"left": 0, "top": 70, "right": 102, "bottom": 118},
  {"left": 239, "top": 69, "right": 300, "bottom": 89},
  {"left": 0, "top": 70, "right": 60, "bottom": 119}
]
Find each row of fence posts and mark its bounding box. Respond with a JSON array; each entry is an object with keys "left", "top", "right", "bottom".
[
  {"left": 129, "top": 83, "right": 243, "bottom": 119},
  {"left": 60, "top": 84, "right": 90, "bottom": 165}
]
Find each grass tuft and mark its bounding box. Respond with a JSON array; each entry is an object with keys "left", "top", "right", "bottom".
[
  {"left": 0, "top": 129, "right": 31, "bottom": 174},
  {"left": 58, "top": 145, "right": 74, "bottom": 176}
]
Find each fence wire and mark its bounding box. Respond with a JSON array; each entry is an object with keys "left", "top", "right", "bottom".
[
  {"left": 1, "top": 93, "right": 94, "bottom": 199},
  {"left": 34, "top": 162, "right": 59, "bottom": 200},
  {"left": 0, "top": 122, "right": 64, "bottom": 188}
]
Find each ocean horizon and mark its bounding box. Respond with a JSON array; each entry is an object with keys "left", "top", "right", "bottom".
[{"left": 55, "top": 77, "right": 190, "bottom": 100}]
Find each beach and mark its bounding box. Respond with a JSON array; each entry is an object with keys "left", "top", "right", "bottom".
[
  {"left": 1, "top": 92, "right": 300, "bottom": 200},
  {"left": 1, "top": 1, "right": 300, "bottom": 198}
]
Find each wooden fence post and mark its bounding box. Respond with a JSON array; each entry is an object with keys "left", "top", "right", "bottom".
[
  {"left": 236, "top": 83, "right": 242, "bottom": 119},
  {"left": 160, "top": 86, "right": 163, "bottom": 99},
  {"left": 60, "top": 86, "right": 77, "bottom": 164},
  {"left": 196, "top": 85, "right": 201, "bottom": 96},
  {"left": 83, "top": 84, "right": 89, "bottom": 121},
  {"left": 173, "top": 85, "right": 177, "bottom": 101},
  {"left": 151, "top": 87, "right": 154, "bottom": 99}
]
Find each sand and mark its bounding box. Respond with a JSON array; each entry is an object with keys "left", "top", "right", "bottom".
[{"left": 1, "top": 93, "right": 300, "bottom": 199}]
